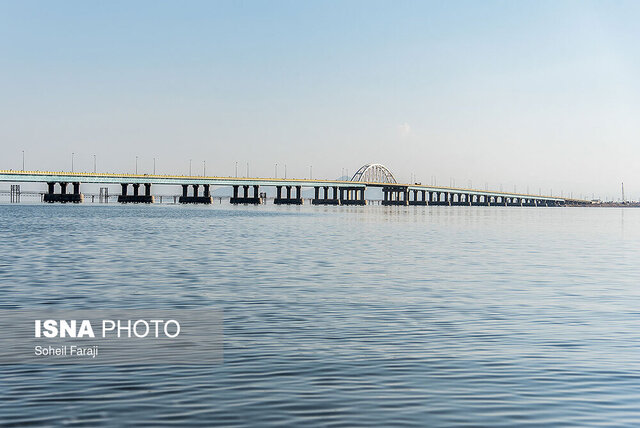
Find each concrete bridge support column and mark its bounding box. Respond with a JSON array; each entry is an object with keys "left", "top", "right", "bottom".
[
  {"left": 230, "top": 184, "right": 261, "bottom": 204},
  {"left": 178, "top": 183, "right": 210, "bottom": 204},
  {"left": 382, "top": 186, "right": 408, "bottom": 206},
  {"left": 409, "top": 189, "right": 427, "bottom": 206},
  {"left": 312, "top": 186, "right": 339, "bottom": 205},
  {"left": 119, "top": 182, "right": 153, "bottom": 203},
  {"left": 275, "top": 185, "right": 302, "bottom": 204},
  {"left": 339, "top": 187, "right": 366, "bottom": 205},
  {"left": 45, "top": 181, "right": 83, "bottom": 203}
]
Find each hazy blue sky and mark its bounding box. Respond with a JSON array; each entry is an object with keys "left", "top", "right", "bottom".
[{"left": 1, "top": 0, "right": 639, "bottom": 199}]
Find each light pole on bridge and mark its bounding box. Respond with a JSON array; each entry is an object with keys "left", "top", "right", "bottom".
[
  {"left": 203, "top": 160, "right": 206, "bottom": 176},
  {"left": 310, "top": 165, "right": 312, "bottom": 180},
  {"left": 275, "top": 163, "right": 278, "bottom": 178},
  {"left": 235, "top": 162, "right": 238, "bottom": 178},
  {"left": 93, "top": 154, "right": 96, "bottom": 173},
  {"left": 72, "top": 152, "right": 74, "bottom": 173},
  {"left": 22, "top": 150, "right": 24, "bottom": 171},
  {"left": 153, "top": 157, "right": 156, "bottom": 175},
  {"left": 135, "top": 156, "right": 138, "bottom": 174}
]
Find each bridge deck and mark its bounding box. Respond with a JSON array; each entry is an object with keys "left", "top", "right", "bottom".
[{"left": 0, "top": 170, "right": 577, "bottom": 203}]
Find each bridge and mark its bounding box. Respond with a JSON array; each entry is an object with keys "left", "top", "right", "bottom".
[{"left": 0, "top": 163, "right": 588, "bottom": 207}]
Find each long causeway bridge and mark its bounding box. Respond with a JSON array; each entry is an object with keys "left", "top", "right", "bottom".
[{"left": 0, "top": 163, "right": 588, "bottom": 207}]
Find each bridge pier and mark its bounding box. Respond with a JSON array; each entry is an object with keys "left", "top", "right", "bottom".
[
  {"left": 427, "top": 191, "right": 446, "bottom": 206},
  {"left": 231, "top": 184, "right": 261, "bottom": 204},
  {"left": 470, "top": 194, "right": 486, "bottom": 206},
  {"left": 382, "top": 186, "right": 408, "bottom": 206},
  {"left": 450, "top": 193, "right": 466, "bottom": 206},
  {"left": 118, "top": 183, "right": 154, "bottom": 203},
  {"left": 312, "top": 186, "right": 340, "bottom": 205},
  {"left": 408, "top": 189, "right": 427, "bottom": 205},
  {"left": 507, "top": 197, "right": 522, "bottom": 207},
  {"left": 179, "top": 183, "right": 213, "bottom": 204},
  {"left": 44, "top": 181, "right": 83, "bottom": 203},
  {"left": 275, "top": 185, "right": 303, "bottom": 204},
  {"left": 340, "top": 187, "right": 366, "bottom": 205}
]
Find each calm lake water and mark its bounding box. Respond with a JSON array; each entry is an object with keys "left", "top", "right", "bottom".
[{"left": 1, "top": 204, "right": 639, "bottom": 426}]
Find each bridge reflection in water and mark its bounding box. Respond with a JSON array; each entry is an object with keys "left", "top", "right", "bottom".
[{"left": 0, "top": 163, "right": 588, "bottom": 207}]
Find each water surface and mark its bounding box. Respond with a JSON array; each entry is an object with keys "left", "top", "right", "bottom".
[{"left": 0, "top": 204, "right": 639, "bottom": 426}]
